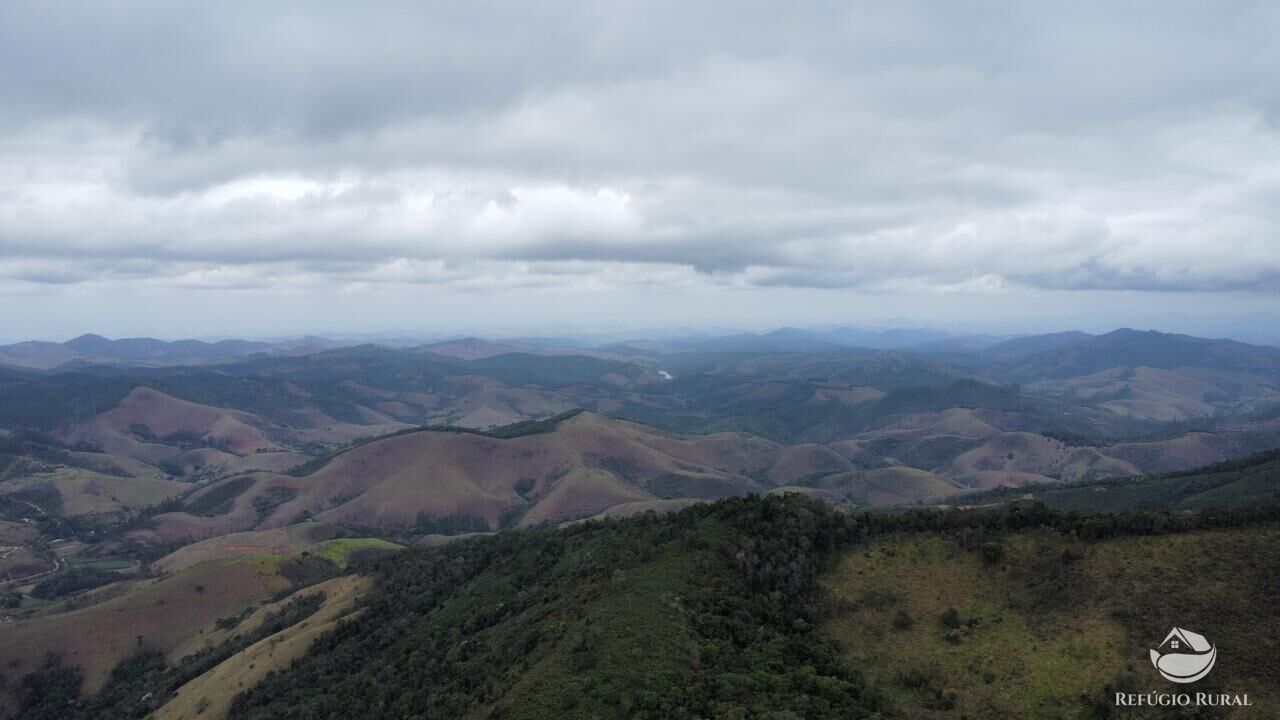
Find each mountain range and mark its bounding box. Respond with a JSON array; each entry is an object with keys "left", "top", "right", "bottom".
[
  {"left": 6, "top": 326, "right": 1277, "bottom": 372},
  {"left": 3, "top": 325, "right": 1280, "bottom": 718}
]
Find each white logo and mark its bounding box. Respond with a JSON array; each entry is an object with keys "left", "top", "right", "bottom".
[{"left": 1150, "top": 627, "right": 1216, "bottom": 683}]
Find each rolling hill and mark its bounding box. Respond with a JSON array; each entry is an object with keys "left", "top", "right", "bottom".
[
  {"left": 130, "top": 411, "right": 780, "bottom": 545},
  {"left": 4, "top": 328, "right": 1277, "bottom": 480},
  {"left": 2, "top": 331, "right": 1275, "bottom": 554},
  {"left": 112, "top": 406, "right": 1280, "bottom": 553}
]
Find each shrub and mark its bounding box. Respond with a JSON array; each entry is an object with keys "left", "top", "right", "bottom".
[
  {"left": 940, "top": 607, "right": 962, "bottom": 629},
  {"left": 980, "top": 542, "right": 1004, "bottom": 565}
]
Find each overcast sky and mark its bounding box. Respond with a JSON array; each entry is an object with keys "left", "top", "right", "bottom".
[{"left": 2, "top": 1, "right": 1278, "bottom": 341}]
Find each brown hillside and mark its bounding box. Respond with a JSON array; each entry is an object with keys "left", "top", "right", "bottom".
[
  {"left": 58, "top": 386, "right": 404, "bottom": 476},
  {"left": 944, "top": 432, "right": 1141, "bottom": 481},
  {"left": 815, "top": 467, "right": 962, "bottom": 505},
  {"left": 155, "top": 575, "right": 374, "bottom": 720},
  {"left": 152, "top": 523, "right": 343, "bottom": 575},
  {"left": 0, "top": 556, "right": 294, "bottom": 704},
  {"left": 140, "top": 413, "right": 779, "bottom": 541},
  {"left": 767, "top": 444, "right": 854, "bottom": 484},
  {"left": 64, "top": 387, "right": 282, "bottom": 457},
  {"left": 1, "top": 469, "right": 186, "bottom": 517}
]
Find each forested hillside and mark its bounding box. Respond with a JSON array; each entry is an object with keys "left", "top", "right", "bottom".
[{"left": 8, "top": 494, "right": 1279, "bottom": 719}]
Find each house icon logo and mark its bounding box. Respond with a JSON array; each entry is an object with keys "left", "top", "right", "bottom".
[{"left": 1150, "top": 627, "right": 1216, "bottom": 683}]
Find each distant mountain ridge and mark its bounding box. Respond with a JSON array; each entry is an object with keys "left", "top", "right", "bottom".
[
  {"left": 0, "top": 334, "right": 274, "bottom": 370},
  {"left": 4, "top": 327, "right": 1277, "bottom": 371},
  {"left": 64, "top": 334, "right": 273, "bottom": 360}
]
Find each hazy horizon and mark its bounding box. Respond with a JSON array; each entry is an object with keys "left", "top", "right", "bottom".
[{"left": 3, "top": 316, "right": 1278, "bottom": 348}]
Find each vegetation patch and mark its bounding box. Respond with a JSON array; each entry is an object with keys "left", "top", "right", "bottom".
[
  {"left": 65, "top": 556, "right": 132, "bottom": 572},
  {"left": 184, "top": 476, "right": 256, "bottom": 517},
  {"left": 413, "top": 511, "right": 490, "bottom": 535},
  {"left": 305, "top": 538, "right": 402, "bottom": 569},
  {"left": 251, "top": 486, "right": 298, "bottom": 523},
  {"left": 30, "top": 569, "right": 124, "bottom": 600},
  {"left": 825, "top": 525, "right": 1280, "bottom": 718}
]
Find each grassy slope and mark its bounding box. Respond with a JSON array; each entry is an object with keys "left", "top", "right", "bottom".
[
  {"left": 0, "top": 555, "right": 293, "bottom": 699},
  {"left": 0, "top": 520, "right": 37, "bottom": 545},
  {"left": 305, "top": 538, "right": 402, "bottom": 569},
  {"left": 148, "top": 529, "right": 397, "bottom": 581},
  {"left": 825, "top": 527, "right": 1280, "bottom": 718},
  {"left": 156, "top": 575, "right": 374, "bottom": 720},
  {"left": 9, "top": 467, "right": 187, "bottom": 517}
]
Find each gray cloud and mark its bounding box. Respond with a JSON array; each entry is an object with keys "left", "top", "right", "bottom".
[{"left": 1, "top": 0, "right": 1278, "bottom": 331}]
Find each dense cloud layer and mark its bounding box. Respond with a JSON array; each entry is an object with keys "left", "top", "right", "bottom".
[{"left": 1, "top": 1, "right": 1278, "bottom": 329}]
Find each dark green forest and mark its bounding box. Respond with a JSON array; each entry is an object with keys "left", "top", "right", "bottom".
[{"left": 11, "top": 493, "right": 1280, "bottom": 719}]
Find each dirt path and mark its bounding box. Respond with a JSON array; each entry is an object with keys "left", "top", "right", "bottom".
[
  {"left": 0, "top": 499, "right": 62, "bottom": 587},
  {"left": 0, "top": 554, "right": 61, "bottom": 587},
  {"left": 8, "top": 498, "right": 48, "bottom": 517}
]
